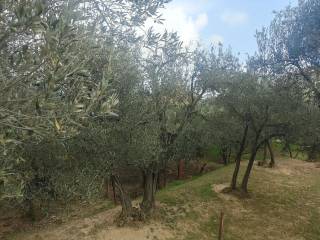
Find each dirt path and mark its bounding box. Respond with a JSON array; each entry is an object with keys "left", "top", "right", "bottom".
[
  {"left": 6, "top": 158, "right": 320, "bottom": 240},
  {"left": 10, "top": 203, "right": 174, "bottom": 240}
]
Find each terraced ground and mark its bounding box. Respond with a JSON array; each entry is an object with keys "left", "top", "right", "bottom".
[{"left": 5, "top": 158, "right": 320, "bottom": 240}]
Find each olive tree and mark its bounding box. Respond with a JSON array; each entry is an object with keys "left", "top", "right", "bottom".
[
  {"left": 253, "top": 0, "right": 320, "bottom": 105},
  {"left": 0, "top": 0, "right": 170, "bottom": 213}
]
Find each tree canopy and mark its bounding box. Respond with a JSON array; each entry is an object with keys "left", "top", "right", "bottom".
[{"left": 1, "top": 0, "right": 319, "bottom": 223}]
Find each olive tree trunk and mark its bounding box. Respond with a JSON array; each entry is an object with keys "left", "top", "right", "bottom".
[
  {"left": 267, "top": 140, "right": 275, "bottom": 168},
  {"left": 221, "top": 147, "right": 229, "bottom": 165},
  {"left": 140, "top": 169, "right": 158, "bottom": 215},
  {"left": 231, "top": 123, "right": 248, "bottom": 190},
  {"left": 241, "top": 132, "right": 261, "bottom": 192},
  {"left": 262, "top": 141, "right": 267, "bottom": 164},
  {"left": 110, "top": 175, "right": 133, "bottom": 218},
  {"left": 241, "top": 106, "right": 270, "bottom": 192},
  {"left": 241, "top": 145, "right": 259, "bottom": 192}
]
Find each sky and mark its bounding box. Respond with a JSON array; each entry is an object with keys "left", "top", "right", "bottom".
[{"left": 145, "top": 0, "right": 298, "bottom": 60}]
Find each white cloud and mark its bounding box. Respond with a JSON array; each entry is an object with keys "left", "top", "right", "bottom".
[
  {"left": 220, "top": 10, "right": 248, "bottom": 26},
  {"left": 144, "top": 2, "right": 209, "bottom": 47},
  {"left": 195, "top": 13, "right": 208, "bottom": 29},
  {"left": 210, "top": 34, "right": 224, "bottom": 45}
]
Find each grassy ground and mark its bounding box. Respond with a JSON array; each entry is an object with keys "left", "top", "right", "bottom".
[
  {"left": 5, "top": 157, "right": 320, "bottom": 240},
  {"left": 157, "top": 157, "right": 320, "bottom": 240}
]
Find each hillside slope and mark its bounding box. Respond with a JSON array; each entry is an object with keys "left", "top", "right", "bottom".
[{"left": 6, "top": 158, "right": 320, "bottom": 240}]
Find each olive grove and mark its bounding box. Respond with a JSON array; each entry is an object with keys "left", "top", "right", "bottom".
[{"left": 0, "top": 0, "right": 320, "bottom": 222}]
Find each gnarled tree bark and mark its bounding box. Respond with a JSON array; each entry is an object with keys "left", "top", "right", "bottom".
[
  {"left": 241, "top": 141, "right": 259, "bottom": 192},
  {"left": 110, "top": 175, "right": 133, "bottom": 218},
  {"left": 140, "top": 169, "right": 158, "bottom": 215},
  {"left": 231, "top": 123, "right": 248, "bottom": 190}
]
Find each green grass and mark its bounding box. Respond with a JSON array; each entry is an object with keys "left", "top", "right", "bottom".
[
  {"left": 158, "top": 164, "right": 234, "bottom": 204},
  {"left": 158, "top": 158, "right": 320, "bottom": 240},
  {"left": 304, "top": 210, "right": 320, "bottom": 240},
  {"left": 6, "top": 157, "right": 320, "bottom": 240},
  {"left": 193, "top": 183, "right": 217, "bottom": 200}
]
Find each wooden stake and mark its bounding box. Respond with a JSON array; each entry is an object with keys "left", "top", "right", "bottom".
[
  {"left": 178, "top": 159, "right": 185, "bottom": 179},
  {"left": 218, "top": 211, "right": 224, "bottom": 240}
]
